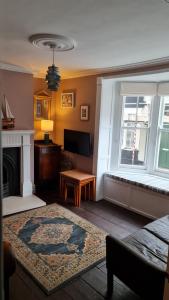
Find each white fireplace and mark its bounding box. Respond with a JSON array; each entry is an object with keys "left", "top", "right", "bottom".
[{"left": 2, "top": 130, "right": 34, "bottom": 197}]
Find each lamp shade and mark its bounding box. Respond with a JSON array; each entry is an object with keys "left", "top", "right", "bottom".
[
  {"left": 41, "top": 120, "right": 53, "bottom": 132},
  {"left": 45, "top": 64, "right": 61, "bottom": 91}
]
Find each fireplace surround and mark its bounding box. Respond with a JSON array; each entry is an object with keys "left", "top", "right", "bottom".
[{"left": 2, "top": 130, "right": 34, "bottom": 197}]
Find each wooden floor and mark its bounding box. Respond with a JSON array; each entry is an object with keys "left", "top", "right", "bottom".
[{"left": 9, "top": 189, "right": 150, "bottom": 300}]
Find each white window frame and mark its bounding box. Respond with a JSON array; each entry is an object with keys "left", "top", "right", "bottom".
[
  {"left": 110, "top": 84, "right": 169, "bottom": 179},
  {"left": 119, "top": 95, "right": 152, "bottom": 169},
  {"left": 154, "top": 96, "right": 169, "bottom": 176}
]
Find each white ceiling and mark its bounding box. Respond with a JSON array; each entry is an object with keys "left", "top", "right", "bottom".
[{"left": 1, "top": 0, "right": 169, "bottom": 79}]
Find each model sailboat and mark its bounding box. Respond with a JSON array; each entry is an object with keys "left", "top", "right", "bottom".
[
  {"left": 1, "top": 95, "right": 15, "bottom": 128},
  {"left": 1, "top": 109, "right": 4, "bottom": 119}
]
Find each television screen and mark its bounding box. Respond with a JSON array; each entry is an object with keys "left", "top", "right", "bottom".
[{"left": 64, "top": 129, "right": 92, "bottom": 157}]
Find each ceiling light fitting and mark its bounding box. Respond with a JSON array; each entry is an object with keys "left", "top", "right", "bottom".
[
  {"left": 29, "top": 34, "right": 76, "bottom": 91},
  {"left": 45, "top": 42, "right": 61, "bottom": 91}
]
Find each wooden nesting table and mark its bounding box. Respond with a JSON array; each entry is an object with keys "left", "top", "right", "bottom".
[{"left": 60, "top": 169, "right": 96, "bottom": 207}]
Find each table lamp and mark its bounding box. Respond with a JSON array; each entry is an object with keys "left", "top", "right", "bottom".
[{"left": 41, "top": 119, "right": 54, "bottom": 144}]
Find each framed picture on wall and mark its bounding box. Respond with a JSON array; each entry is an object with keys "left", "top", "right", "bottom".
[
  {"left": 36, "top": 100, "right": 42, "bottom": 118},
  {"left": 61, "top": 92, "right": 74, "bottom": 108},
  {"left": 34, "top": 90, "right": 51, "bottom": 120},
  {"left": 80, "top": 105, "right": 89, "bottom": 121}
]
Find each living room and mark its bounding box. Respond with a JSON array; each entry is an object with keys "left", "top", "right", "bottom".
[{"left": 1, "top": 1, "right": 169, "bottom": 299}]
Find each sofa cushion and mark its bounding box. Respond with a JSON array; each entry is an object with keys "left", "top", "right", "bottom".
[
  {"left": 144, "top": 215, "right": 169, "bottom": 244},
  {"left": 123, "top": 229, "right": 168, "bottom": 270}
]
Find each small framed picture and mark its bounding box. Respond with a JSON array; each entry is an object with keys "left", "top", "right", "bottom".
[
  {"left": 34, "top": 98, "right": 51, "bottom": 119},
  {"left": 36, "top": 100, "right": 42, "bottom": 118},
  {"left": 34, "top": 90, "right": 51, "bottom": 120},
  {"left": 61, "top": 92, "right": 74, "bottom": 108},
  {"left": 80, "top": 105, "right": 89, "bottom": 121}
]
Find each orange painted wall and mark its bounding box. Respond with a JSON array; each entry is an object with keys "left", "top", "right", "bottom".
[
  {"left": 33, "top": 75, "right": 97, "bottom": 173},
  {"left": 55, "top": 75, "right": 97, "bottom": 173}
]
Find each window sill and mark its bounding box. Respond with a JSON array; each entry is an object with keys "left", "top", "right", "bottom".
[{"left": 105, "top": 170, "right": 169, "bottom": 196}]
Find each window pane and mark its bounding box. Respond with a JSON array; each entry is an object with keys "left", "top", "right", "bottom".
[
  {"left": 122, "top": 96, "right": 151, "bottom": 128},
  {"left": 158, "top": 131, "right": 169, "bottom": 170},
  {"left": 137, "top": 96, "right": 151, "bottom": 125},
  {"left": 161, "top": 96, "right": 169, "bottom": 129},
  {"left": 120, "top": 128, "right": 147, "bottom": 165},
  {"left": 123, "top": 96, "right": 137, "bottom": 126}
]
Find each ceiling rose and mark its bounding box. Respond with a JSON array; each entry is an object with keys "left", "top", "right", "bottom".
[
  {"left": 29, "top": 34, "right": 76, "bottom": 51},
  {"left": 29, "top": 34, "right": 77, "bottom": 91}
]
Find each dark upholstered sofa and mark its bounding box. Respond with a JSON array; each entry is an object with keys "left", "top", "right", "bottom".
[
  {"left": 106, "top": 215, "right": 169, "bottom": 300},
  {"left": 3, "top": 241, "right": 16, "bottom": 300}
]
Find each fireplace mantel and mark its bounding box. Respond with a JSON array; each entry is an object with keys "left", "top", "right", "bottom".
[
  {"left": 2, "top": 130, "right": 34, "bottom": 147},
  {"left": 2, "top": 129, "right": 34, "bottom": 197}
]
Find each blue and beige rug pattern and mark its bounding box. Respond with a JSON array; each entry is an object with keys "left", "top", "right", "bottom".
[{"left": 3, "top": 204, "right": 107, "bottom": 294}]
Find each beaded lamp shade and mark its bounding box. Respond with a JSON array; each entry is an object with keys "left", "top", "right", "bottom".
[
  {"left": 45, "top": 64, "right": 61, "bottom": 91},
  {"left": 45, "top": 44, "right": 61, "bottom": 91}
]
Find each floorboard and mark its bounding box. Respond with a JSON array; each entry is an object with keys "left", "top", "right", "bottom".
[
  {"left": 64, "top": 278, "right": 104, "bottom": 300},
  {"left": 8, "top": 189, "right": 150, "bottom": 300},
  {"left": 81, "top": 267, "right": 107, "bottom": 297},
  {"left": 69, "top": 205, "right": 130, "bottom": 238}
]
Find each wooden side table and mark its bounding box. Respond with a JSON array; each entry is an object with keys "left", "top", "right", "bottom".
[{"left": 60, "top": 169, "right": 96, "bottom": 207}]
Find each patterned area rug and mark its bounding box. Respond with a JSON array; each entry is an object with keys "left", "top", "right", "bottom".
[{"left": 3, "top": 204, "right": 107, "bottom": 294}]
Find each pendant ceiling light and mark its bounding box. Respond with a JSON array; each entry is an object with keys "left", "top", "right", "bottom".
[
  {"left": 29, "top": 34, "right": 76, "bottom": 91},
  {"left": 45, "top": 43, "right": 60, "bottom": 91}
]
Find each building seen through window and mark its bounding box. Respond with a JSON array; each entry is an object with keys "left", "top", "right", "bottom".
[
  {"left": 119, "top": 94, "right": 169, "bottom": 174},
  {"left": 120, "top": 96, "right": 151, "bottom": 166}
]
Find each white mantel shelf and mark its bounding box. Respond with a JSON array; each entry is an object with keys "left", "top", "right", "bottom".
[
  {"left": 2, "top": 129, "right": 34, "bottom": 134},
  {"left": 2, "top": 130, "right": 34, "bottom": 148},
  {"left": 2, "top": 129, "right": 34, "bottom": 197}
]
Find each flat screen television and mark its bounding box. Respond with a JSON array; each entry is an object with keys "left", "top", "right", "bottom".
[{"left": 64, "top": 129, "right": 92, "bottom": 157}]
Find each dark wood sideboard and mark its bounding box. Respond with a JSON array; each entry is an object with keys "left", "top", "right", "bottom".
[{"left": 34, "top": 141, "right": 62, "bottom": 189}]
